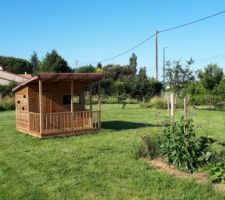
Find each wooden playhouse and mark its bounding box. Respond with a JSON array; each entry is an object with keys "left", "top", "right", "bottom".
[{"left": 12, "top": 73, "right": 104, "bottom": 138}]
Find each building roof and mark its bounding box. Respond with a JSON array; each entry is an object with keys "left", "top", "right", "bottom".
[
  {"left": 0, "top": 70, "right": 31, "bottom": 85},
  {"left": 12, "top": 73, "right": 104, "bottom": 93},
  {"left": 17, "top": 74, "right": 33, "bottom": 79}
]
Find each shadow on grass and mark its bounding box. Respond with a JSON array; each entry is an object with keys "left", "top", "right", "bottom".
[{"left": 101, "top": 121, "right": 165, "bottom": 131}]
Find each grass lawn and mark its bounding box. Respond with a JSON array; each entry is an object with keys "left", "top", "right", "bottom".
[{"left": 1, "top": 104, "right": 225, "bottom": 200}]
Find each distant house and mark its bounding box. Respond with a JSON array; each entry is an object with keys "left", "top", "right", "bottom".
[{"left": 0, "top": 66, "right": 32, "bottom": 85}]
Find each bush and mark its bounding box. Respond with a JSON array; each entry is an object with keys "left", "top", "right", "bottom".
[
  {"left": 141, "top": 96, "right": 184, "bottom": 109},
  {"left": 134, "top": 132, "right": 162, "bottom": 159},
  {"left": 0, "top": 97, "right": 15, "bottom": 111},
  {"left": 142, "top": 96, "right": 167, "bottom": 109},
  {"left": 161, "top": 117, "right": 215, "bottom": 172}
]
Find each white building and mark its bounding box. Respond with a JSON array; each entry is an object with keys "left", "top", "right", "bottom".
[{"left": 0, "top": 66, "right": 32, "bottom": 85}]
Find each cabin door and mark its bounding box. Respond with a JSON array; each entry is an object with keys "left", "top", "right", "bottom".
[{"left": 43, "top": 92, "right": 53, "bottom": 113}]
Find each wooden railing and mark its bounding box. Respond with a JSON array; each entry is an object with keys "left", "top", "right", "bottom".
[
  {"left": 28, "top": 110, "right": 100, "bottom": 135},
  {"left": 29, "top": 112, "right": 40, "bottom": 133}
]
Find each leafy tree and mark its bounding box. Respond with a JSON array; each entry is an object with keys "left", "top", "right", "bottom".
[
  {"left": 0, "top": 81, "right": 17, "bottom": 97},
  {"left": 129, "top": 53, "right": 137, "bottom": 75},
  {"left": 0, "top": 56, "right": 32, "bottom": 74},
  {"left": 198, "top": 64, "right": 223, "bottom": 107},
  {"left": 165, "top": 59, "right": 195, "bottom": 94},
  {"left": 30, "top": 51, "right": 39, "bottom": 75},
  {"left": 40, "top": 50, "right": 71, "bottom": 72},
  {"left": 75, "top": 65, "right": 96, "bottom": 73},
  {"left": 97, "top": 62, "right": 102, "bottom": 69}
]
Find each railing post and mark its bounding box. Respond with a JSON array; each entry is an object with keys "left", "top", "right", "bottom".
[
  {"left": 71, "top": 80, "right": 74, "bottom": 132},
  {"left": 39, "top": 80, "right": 43, "bottom": 135},
  {"left": 89, "top": 84, "right": 92, "bottom": 111}
]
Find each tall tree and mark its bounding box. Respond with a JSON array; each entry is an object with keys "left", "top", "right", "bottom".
[
  {"left": 198, "top": 64, "right": 223, "bottom": 107},
  {"left": 129, "top": 53, "right": 137, "bottom": 75},
  {"left": 30, "top": 51, "right": 39, "bottom": 75},
  {"left": 0, "top": 56, "right": 32, "bottom": 74},
  {"left": 40, "top": 50, "right": 71, "bottom": 72}
]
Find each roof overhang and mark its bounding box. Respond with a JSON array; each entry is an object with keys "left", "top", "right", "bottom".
[{"left": 12, "top": 73, "right": 104, "bottom": 93}]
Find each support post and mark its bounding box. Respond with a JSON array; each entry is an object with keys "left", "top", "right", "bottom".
[
  {"left": 155, "top": 30, "right": 159, "bottom": 80},
  {"left": 89, "top": 84, "right": 92, "bottom": 111},
  {"left": 71, "top": 80, "right": 74, "bottom": 131},
  {"left": 170, "top": 93, "right": 175, "bottom": 123},
  {"left": 167, "top": 94, "right": 170, "bottom": 117},
  {"left": 39, "top": 80, "right": 43, "bottom": 135},
  {"left": 184, "top": 96, "right": 189, "bottom": 121},
  {"left": 98, "top": 81, "right": 101, "bottom": 129}
]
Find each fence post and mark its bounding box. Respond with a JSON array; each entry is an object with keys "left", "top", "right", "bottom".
[
  {"left": 170, "top": 93, "right": 175, "bottom": 123},
  {"left": 167, "top": 94, "right": 170, "bottom": 117},
  {"left": 184, "top": 96, "right": 189, "bottom": 121}
]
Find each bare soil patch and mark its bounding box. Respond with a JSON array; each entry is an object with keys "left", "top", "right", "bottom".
[{"left": 147, "top": 158, "right": 225, "bottom": 192}]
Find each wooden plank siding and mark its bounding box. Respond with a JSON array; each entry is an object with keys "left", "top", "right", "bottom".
[{"left": 15, "top": 80, "right": 101, "bottom": 138}]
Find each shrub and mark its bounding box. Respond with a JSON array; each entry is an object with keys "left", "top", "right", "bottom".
[
  {"left": 142, "top": 96, "right": 167, "bottom": 109},
  {"left": 161, "top": 117, "right": 215, "bottom": 172},
  {"left": 0, "top": 97, "right": 15, "bottom": 111},
  {"left": 134, "top": 132, "right": 162, "bottom": 159}
]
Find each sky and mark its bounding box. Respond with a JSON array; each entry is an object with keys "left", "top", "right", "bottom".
[{"left": 1, "top": 0, "right": 225, "bottom": 78}]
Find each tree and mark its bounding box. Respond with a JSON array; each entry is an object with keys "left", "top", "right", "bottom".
[
  {"left": 97, "top": 62, "right": 102, "bottom": 69},
  {"left": 129, "top": 53, "right": 137, "bottom": 75},
  {"left": 165, "top": 59, "right": 195, "bottom": 94},
  {"left": 75, "top": 65, "right": 96, "bottom": 73},
  {"left": 198, "top": 64, "right": 224, "bottom": 107},
  {"left": 0, "top": 56, "right": 32, "bottom": 74},
  {"left": 40, "top": 50, "right": 71, "bottom": 72},
  {"left": 30, "top": 51, "right": 39, "bottom": 75}
]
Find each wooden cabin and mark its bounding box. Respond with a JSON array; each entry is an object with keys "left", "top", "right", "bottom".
[{"left": 12, "top": 73, "right": 104, "bottom": 138}]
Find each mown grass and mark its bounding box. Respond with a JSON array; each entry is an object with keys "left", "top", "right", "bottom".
[{"left": 0, "top": 104, "right": 225, "bottom": 200}]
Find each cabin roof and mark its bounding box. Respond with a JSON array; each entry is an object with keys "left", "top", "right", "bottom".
[{"left": 12, "top": 73, "right": 104, "bottom": 93}]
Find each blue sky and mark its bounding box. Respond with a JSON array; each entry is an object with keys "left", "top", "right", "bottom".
[{"left": 1, "top": 0, "right": 225, "bottom": 78}]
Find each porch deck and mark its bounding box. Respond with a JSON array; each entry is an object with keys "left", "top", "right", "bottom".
[{"left": 16, "top": 110, "right": 100, "bottom": 138}]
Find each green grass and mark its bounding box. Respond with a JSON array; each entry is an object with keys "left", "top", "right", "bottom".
[{"left": 1, "top": 104, "right": 225, "bottom": 200}]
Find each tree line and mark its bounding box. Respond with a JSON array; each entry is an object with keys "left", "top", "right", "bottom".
[
  {"left": 0, "top": 50, "right": 162, "bottom": 101},
  {"left": 164, "top": 59, "right": 225, "bottom": 107}
]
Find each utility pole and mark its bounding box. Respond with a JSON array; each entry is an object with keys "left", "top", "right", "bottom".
[
  {"left": 76, "top": 60, "right": 79, "bottom": 69},
  {"left": 155, "top": 30, "right": 159, "bottom": 80},
  {"left": 163, "top": 47, "right": 167, "bottom": 92}
]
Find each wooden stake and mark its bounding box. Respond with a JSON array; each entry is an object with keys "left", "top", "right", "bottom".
[
  {"left": 170, "top": 93, "right": 175, "bottom": 123},
  {"left": 167, "top": 94, "right": 170, "bottom": 117},
  {"left": 184, "top": 96, "right": 188, "bottom": 121},
  {"left": 39, "top": 80, "right": 43, "bottom": 135}
]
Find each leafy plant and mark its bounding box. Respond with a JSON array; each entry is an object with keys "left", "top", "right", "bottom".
[
  {"left": 209, "top": 163, "right": 225, "bottom": 184},
  {"left": 135, "top": 133, "right": 162, "bottom": 159},
  {"left": 161, "top": 117, "right": 215, "bottom": 172}
]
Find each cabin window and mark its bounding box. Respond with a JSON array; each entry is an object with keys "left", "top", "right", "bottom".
[
  {"left": 23, "top": 95, "right": 26, "bottom": 98},
  {"left": 63, "top": 95, "right": 71, "bottom": 105},
  {"left": 17, "top": 100, "right": 20, "bottom": 104},
  {"left": 63, "top": 94, "right": 81, "bottom": 105},
  {"left": 73, "top": 95, "right": 81, "bottom": 104},
  {"left": 22, "top": 107, "right": 25, "bottom": 110}
]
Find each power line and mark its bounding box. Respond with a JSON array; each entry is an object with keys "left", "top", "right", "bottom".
[
  {"left": 159, "top": 10, "right": 225, "bottom": 33},
  {"left": 78, "top": 10, "right": 225, "bottom": 64}
]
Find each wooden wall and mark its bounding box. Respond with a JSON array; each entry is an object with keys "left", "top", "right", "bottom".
[
  {"left": 15, "top": 86, "right": 29, "bottom": 132},
  {"left": 28, "top": 81, "right": 86, "bottom": 113}
]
